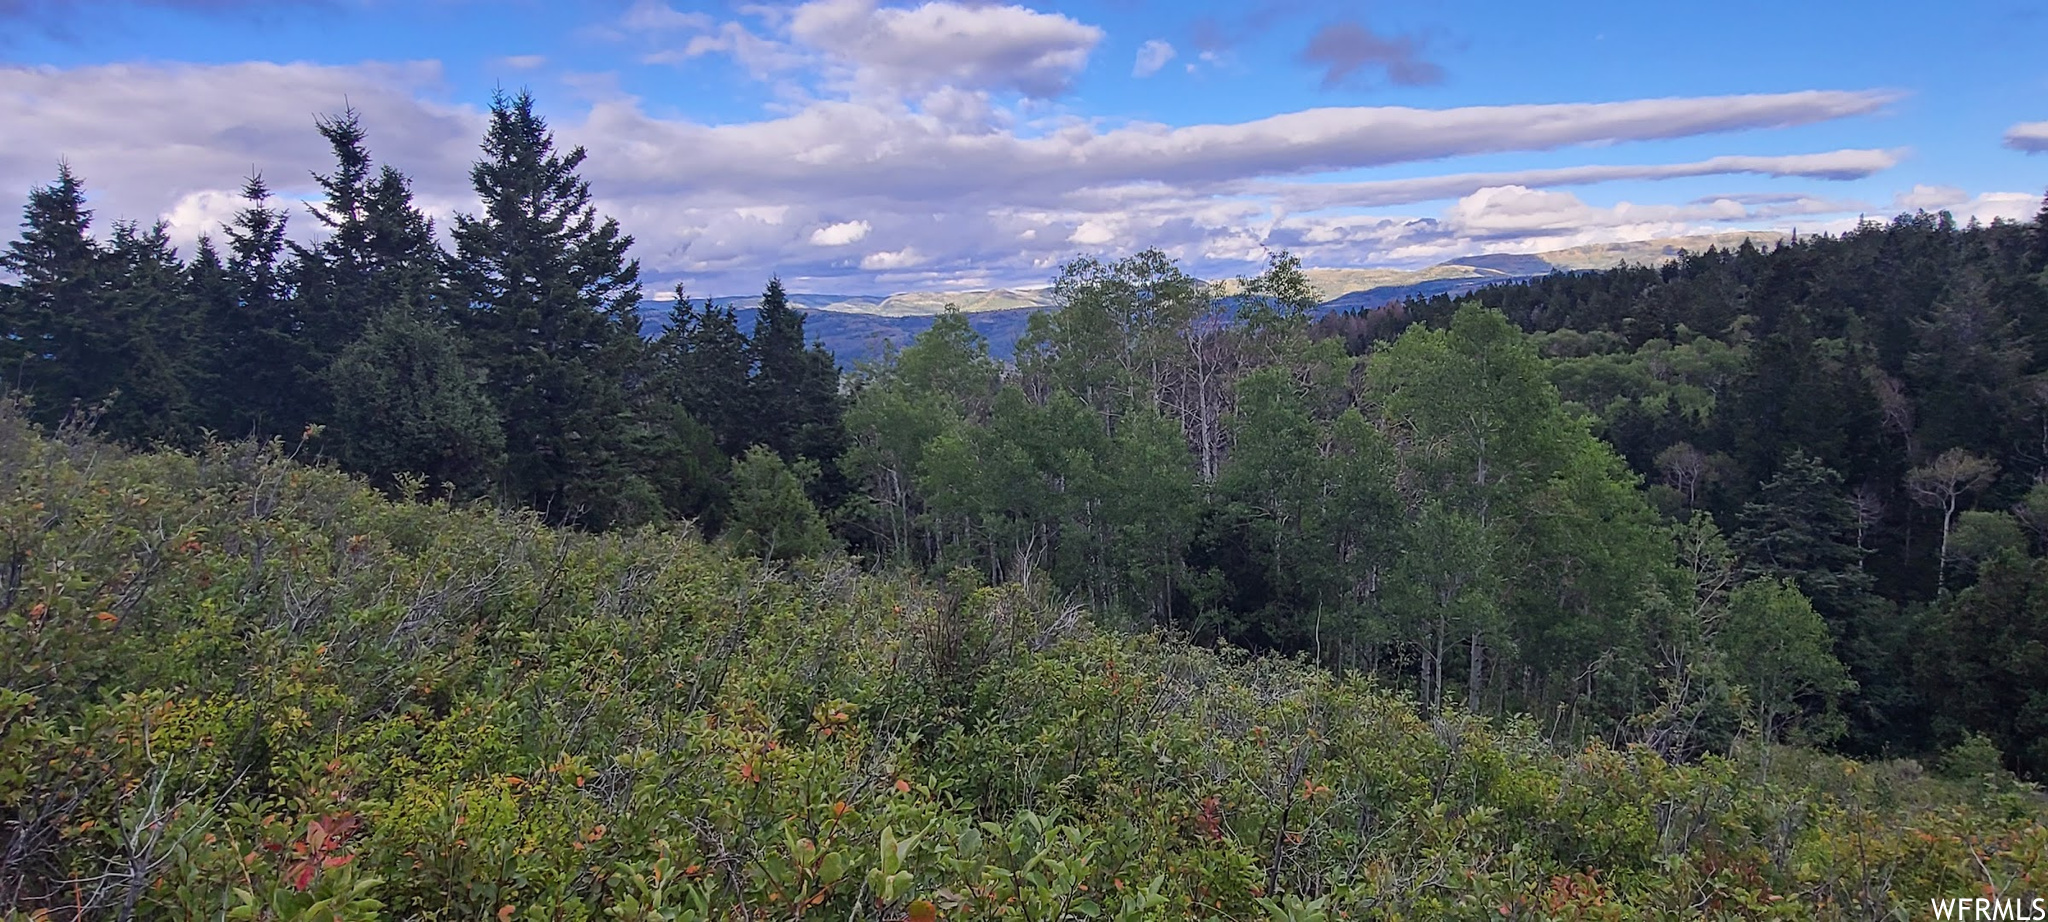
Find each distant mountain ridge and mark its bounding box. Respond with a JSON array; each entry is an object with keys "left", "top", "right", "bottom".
[{"left": 644, "top": 231, "right": 1788, "bottom": 364}]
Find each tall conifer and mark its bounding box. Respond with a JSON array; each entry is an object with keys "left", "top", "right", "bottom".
[{"left": 450, "top": 89, "right": 649, "bottom": 526}]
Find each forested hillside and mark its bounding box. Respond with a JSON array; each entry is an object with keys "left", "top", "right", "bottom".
[
  {"left": 0, "top": 410, "right": 2042, "bottom": 918},
  {"left": 1319, "top": 213, "right": 2048, "bottom": 773},
  {"left": 3, "top": 90, "right": 2048, "bottom": 918}
]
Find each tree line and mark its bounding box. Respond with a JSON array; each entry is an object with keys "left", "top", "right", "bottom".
[
  {"left": 8, "top": 89, "right": 2048, "bottom": 778},
  {"left": 1321, "top": 210, "right": 2048, "bottom": 773},
  {"left": 0, "top": 91, "right": 843, "bottom": 542}
]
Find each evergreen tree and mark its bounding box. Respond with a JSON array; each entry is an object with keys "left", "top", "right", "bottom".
[
  {"left": 96, "top": 221, "right": 193, "bottom": 445},
  {"left": 213, "top": 175, "right": 308, "bottom": 439},
  {"left": 1, "top": 164, "right": 105, "bottom": 429},
  {"left": 728, "top": 445, "right": 835, "bottom": 561},
  {"left": 183, "top": 235, "right": 235, "bottom": 433},
  {"left": 449, "top": 89, "right": 649, "bottom": 527},
  {"left": 1735, "top": 451, "right": 1871, "bottom": 611},
  {"left": 296, "top": 108, "right": 450, "bottom": 337},
  {"left": 636, "top": 290, "right": 734, "bottom": 526},
  {"left": 1924, "top": 549, "right": 2048, "bottom": 775},
  {"left": 672, "top": 297, "right": 755, "bottom": 456},
  {"left": 749, "top": 278, "right": 847, "bottom": 502},
  {"left": 326, "top": 308, "right": 504, "bottom": 495},
  {"left": 294, "top": 107, "right": 381, "bottom": 359}
]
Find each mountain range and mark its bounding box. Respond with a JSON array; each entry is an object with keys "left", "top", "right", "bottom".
[{"left": 642, "top": 231, "right": 1787, "bottom": 364}]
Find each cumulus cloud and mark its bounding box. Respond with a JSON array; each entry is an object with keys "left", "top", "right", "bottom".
[
  {"left": 786, "top": 0, "right": 1102, "bottom": 98},
  {"left": 1952, "top": 191, "right": 2039, "bottom": 224},
  {"left": 860, "top": 246, "right": 926, "bottom": 269},
  {"left": 0, "top": 58, "right": 1916, "bottom": 293},
  {"left": 1299, "top": 21, "right": 1442, "bottom": 90},
  {"left": 2004, "top": 121, "right": 2048, "bottom": 153},
  {"left": 1133, "top": 39, "right": 1176, "bottom": 78},
  {"left": 1895, "top": 183, "right": 1966, "bottom": 210},
  {"left": 1069, "top": 220, "right": 1116, "bottom": 245},
  {"left": 810, "top": 219, "right": 871, "bottom": 245},
  {"left": 0, "top": 61, "right": 480, "bottom": 250}
]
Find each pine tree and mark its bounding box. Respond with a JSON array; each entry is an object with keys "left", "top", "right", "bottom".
[
  {"left": 748, "top": 277, "right": 847, "bottom": 502},
  {"left": 326, "top": 308, "right": 503, "bottom": 495},
  {"left": 673, "top": 297, "right": 754, "bottom": 455},
  {"left": 450, "top": 89, "right": 649, "bottom": 527},
  {"left": 0, "top": 164, "right": 105, "bottom": 429},
  {"left": 213, "top": 175, "right": 308, "bottom": 440},
  {"left": 97, "top": 221, "right": 194, "bottom": 445},
  {"left": 728, "top": 445, "right": 835, "bottom": 560}
]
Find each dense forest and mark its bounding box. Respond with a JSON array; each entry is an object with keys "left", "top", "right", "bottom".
[
  {"left": 2, "top": 91, "right": 2045, "bottom": 917},
  {"left": 1319, "top": 215, "right": 2048, "bottom": 773}
]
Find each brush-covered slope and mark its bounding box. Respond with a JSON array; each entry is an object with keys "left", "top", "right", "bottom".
[{"left": 0, "top": 412, "right": 2040, "bottom": 919}]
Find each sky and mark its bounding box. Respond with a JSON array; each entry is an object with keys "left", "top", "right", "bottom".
[{"left": 1, "top": 0, "right": 2044, "bottom": 296}]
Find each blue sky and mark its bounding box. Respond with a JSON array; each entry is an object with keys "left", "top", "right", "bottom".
[{"left": 2, "top": 0, "right": 2043, "bottom": 295}]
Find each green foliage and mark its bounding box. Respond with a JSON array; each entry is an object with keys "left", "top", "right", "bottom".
[
  {"left": 1719, "top": 578, "right": 1855, "bottom": 744},
  {"left": 1934, "top": 733, "right": 2008, "bottom": 781},
  {"left": 450, "top": 89, "right": 649, "bottom": 528},
  {"left": 327, "top": 308, "right": 504, "bottom": 495},
  {"left": 1328, "top": 212, "right": 2048, "bottom": 765},
  {"left": 0, "top": 416, "right": 2039, "bottom": 918},
  {"left": 1923, "top": 551, "right": 2048, "bottom": 776},
  {"left": 729, "top": 445, "right": 836, "bottom": 560}
]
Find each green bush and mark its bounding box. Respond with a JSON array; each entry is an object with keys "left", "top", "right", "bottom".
[{"left": 0, "top": 415, "right": 2041, "bottom": 919}]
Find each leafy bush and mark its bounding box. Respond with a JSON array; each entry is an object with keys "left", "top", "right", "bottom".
[{"left": 0, "top": 413, "right": 2041, "bottom": 919}]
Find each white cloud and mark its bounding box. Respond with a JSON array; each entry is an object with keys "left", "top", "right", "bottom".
[
  {"left": 159, "top": 188, "right": 249, "bottom": 243},
  {"left": 2004, "top": 121, "right": 2048, "bottom": 153},
  {"left": 1068, "top": 220, "right": 1116, "bottom": 245},
  {"left": 860, "top": 246, "right": 926, "bottom": 269},
  {"left": 622, "top": 0, "right": 714, "bottom": 32},
  {"left": 494, "top": 54, "right": 548, "bottom": 71},
  {"left": 567, "top": 90, "right": 1899, "bottom": 206},
  {"left": 1249, "top": 149, "right": 1902, "bottom": 212},
  {"left": 0, "top": 60, "right": 1921, "bottom": 294},
  {"left": 810, "top": 219, "right": 871, "bottom": 245},
  {"left": 1133, "top": 39, "right": 1175, "bottom": 78},
  {"left": 0, "top": 61, "right": 480, "bottom": 252},
  {"left": 644, "top": 21, "right": 805, "bottom": 76},
  {"left": 786, "top": 0, "right": 1102, "bottom": 98},
  {"left": 737, "top": 205, "right": 790, "bottom": 224},
  {"left": 1895, "top": 183, "right": 1965, "bottom": 211},
  {"left": 1887, "top": 186, "right": 2034, "bottom": 223},
  {"left": 1953, "top": 191, "right": 2038, "bottom": 224}
]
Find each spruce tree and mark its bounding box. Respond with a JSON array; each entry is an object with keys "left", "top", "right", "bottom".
[
  {"left": 213, "top": 175, "right": 309, "bottom": 439},
  {"left": 183, "top": 235, "right": 234, "bottom": 433},
  {"left": 748, "top": 277, "right": 847, "bottom": 502},
  {"left": 450, "top": 89, "right": 649, "bottom": 527},
  {"left": 97, "top": 221, "right": 194, "bottom": 445},
  {"left": 297, "top": 108, "right": 449, "bottom": 340},
  {"left": 1, "top": 164, "right": 105, "bottom": 429},
  {"left": 636, "top": 291, "right": 736, "bottom": 525},
  {"left": 327, "top": 308, "right": 504, "bottom": 495},
  {"left": 294, "top": 108, "right": 380, "bottom": 360},
  {"left": 675, "top": 297, "right": 754, "bottom": 455},
  {"left": 728, "top": 445, "right": 835, "bottom": 560}
]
